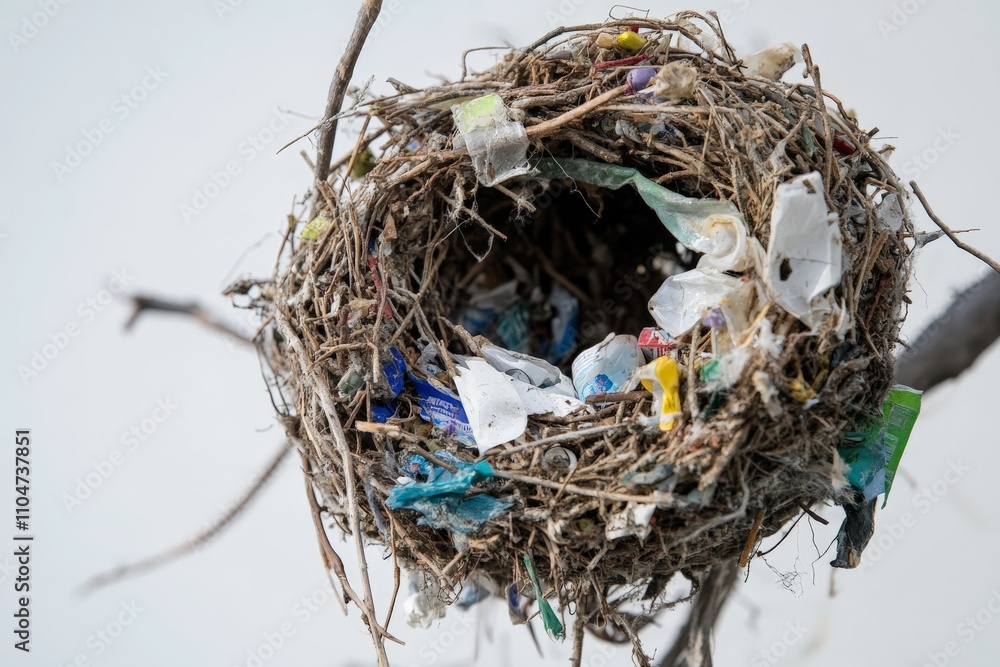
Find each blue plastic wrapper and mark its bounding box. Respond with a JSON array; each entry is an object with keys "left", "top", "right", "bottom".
[
  {"left": 409, "top": 373, "right": 476, "bottom": 446},
  {"left": 371, "top": 404, "right": 396, "bottom": 423},
  {"left": 381, "top": 346, "right": 406, "bottom": 397},
  {"left": 387, "top": 452, "right": 512, "bottom": 533}
]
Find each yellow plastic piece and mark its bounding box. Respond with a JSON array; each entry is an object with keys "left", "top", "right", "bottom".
[
  {"left": 616, "top": 30, "right": 646, "bottom": 52},
  {"left": 299, "top": 216, "right": 330, "bottom": 241},
  {"left": 639, "top": 357, "right": 681, "bottom": 431}
]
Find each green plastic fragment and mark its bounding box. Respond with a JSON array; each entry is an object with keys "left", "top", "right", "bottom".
[
  {"left": 699, "top": 358, "right": 721, "bottom": 383},
  {"left": 522, "top": 555, "right": 565, "bottom": 641},
  {"left": 452, "top": 94, "right": 506, "bottom": 134},
  {"left": 533, "top": 158, "right": 741, "bottom": 253},
  {"left": 838, "top": 385, "right": 922, "bottom": 507},
  {"left": 299, "top": 216, "right": 330, "bottom": 241},
  {"left": 800, "top": 124, "right": 816, "bottom": 158}
]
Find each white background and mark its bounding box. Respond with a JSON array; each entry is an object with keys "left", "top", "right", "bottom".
[{"left": 3, "top": 1, "right": 999, "bottom": 666}]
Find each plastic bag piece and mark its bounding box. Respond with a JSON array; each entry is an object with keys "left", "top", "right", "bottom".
[
  {"left": 387, "top": 453, "right": 513, "bottom": 534},
  {"left": 637, "top": 357, "right": 682, "bottom": 431},
  {"left": 571, "top": 333, "right": 644, "bottom": 400},
  {"left": 605, "top": 502, "right": 657, "bottom": 541},
  {"left": 522, "top": 555, "right": 565, "bottom": 641},
  {"left": 533, "top": 158, "right": 744, "bottom": 256},
  {"left": 453, "top": 357, "right": 528, "bottom": 453},
  {"left": 452, "top": 94, "right": 531, "bottom": 187},
  {"left": 830, "top": 492, "right": 877, "bottom": 569},
  {"left": 765, "top": 171, "right": 844, "bottom": 329},
  {"left": 380, "top": 346, "right": 406, "bottom": 397},
  {"left": 838, "top": 385, "right": 922, "bottom": 506},
  {"left": 638, "top": 327, "right": 677, "bottom": 361},
  {"left": 648, "top": 269, "right": 743, "bottom": 337}
]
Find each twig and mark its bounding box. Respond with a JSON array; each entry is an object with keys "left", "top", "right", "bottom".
[
  {"left": 525, "top": 84, "right": 628, "bottom": 139},
  {"left": 79, "top": 440, "right": 293, "bottom": 595},
  {"left": 910, "top": 180, "right": 1000, "bottom": 273},
  {"left": 488, "top": 422, "right": 630, "bottom": 459},
  {"left": 737, "top": 509, "right": 765, "bottom": 568},
  {"left": 125, "top": 294, "right": 253, "bottom": 345},
  {"left": 314, "top": 0, "right": 384, "bottom": 184}
]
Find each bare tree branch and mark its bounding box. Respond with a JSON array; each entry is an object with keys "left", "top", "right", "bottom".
[
  {"left": 895, "top": 271, "right": 1000, "bottom": 391},
  {"left": 126, "top": 294, "right": 253, "bottom": 346},
  {"left": 314, "top": 0, "right": 383, "bottom": 184},
  {"left": 657, "top": 562, "right": 739, "bottom": 667}
]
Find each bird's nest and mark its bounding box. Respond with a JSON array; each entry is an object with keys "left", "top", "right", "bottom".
[{"left": 240, "top": 12, "right": 913, "bottom": 662}]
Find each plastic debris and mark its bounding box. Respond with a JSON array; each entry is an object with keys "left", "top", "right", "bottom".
[
  {"left": 410, "top": 374, "right": 476, "bottom": 446},
  {"left": 701, "top": 308, "right": 725, "bottom": 329},
  {"left": 638, "top": 327, "right": 676, "bottom": 360},
  {"left": 751, "top": 370, "right": 782, "bottom": 418},
  {"left": 616, "top": 30, "right": 646, "bottom": 52},
  {"left": 621, "top": 463, "right": 675, "bottom": 488},
  {"left": 404, "top": 587, "right": 447, "bottom": 628},
  {"left": 695, "top": 213, "right": 765, "bottom": 273},
  {"left": 636, "top": 357, "right": 682, "bottom": 431},
  {"left": 594, "top": 32, "right": 616, "bottom": 49},
  {"left": 542, "top": 446, "right": 578, "bottom": 472},
  {"left": 876, "top": 193, "right": 906, "bottom": 232},
  {"left": 299, "top": 215, "right": 330, "bottom": 241},
  {"left": 461, "top": 279, "right": 521, "bottom": 339},
  {"left": 648, "top": 269, "right": 742, "bottom": 337},
  {"left": 481, "top": 345, "right": 562, "bottom": 387},
  {"left": 387, "top": 453, "right": 512, "bottom": 533},
  {"left": 741, "top": 43, "right": 798, "bottom": 81},
  {"left": 534, "top": 158, "right": 743, "bottom": 255},
  {"left": 606, "top": 502, "right": 657, "bottom": 541},
  {"left": 453, "top": 357, "right": 528, "bottom": 453},
  {"left": 452, "top": 94, "right": 530, "bottom": 187},
  {"left": 380, "top": 346, "right": 406, "bottom": 397},
  {"left": 571, "top": 333, "right": 644, "bottom": 399},
  {"left": 337, "top": 367, "right": 365, "bottom": 397},
  {"left": 371, "top": 404, "right": 396, "bottom": 423},
  {"left": 522, "top": 555, "right": 565, "bottom": 640},
  {"left": 651, "top": 62, "right": 698, "bottom": 104},
  {"left": 831, "top": 493, "right": 876, "bottom": 569},
  {"left": 626, "top": 66, "right": 657, "bottom": 94},
  {"left": 838, "top": 385, "right": 922, "bottom": 505},
  {"left": 547, "top": 284, "right": 579, "bottom": 363},
  {"left": 765, "top": 171, "right": 844, "bottom": 329},
  {"left": 699, "top": 348, "right": 751, "bottom": 390}
]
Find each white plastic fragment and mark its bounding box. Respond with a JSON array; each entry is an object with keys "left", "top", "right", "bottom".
[
  {"left": 648, "top": 269, "right": 743, "bottom": 337},
  {"left": 876, "top": 193, "right": 905, "bottom": 232},
  {"left": 751, "top": 370, "right": 782, "bottom": 418},
  {"left": 453, "top": 357, "right": 527, "bottom": 454},
  {"left": 509, "top": 377, "right": 585, "bottom": 417},
  {"left": 403, "top": 589, "right": 446, "bottom": 629},
  {"left": 742, "top": 43, "right": 799, "bottom": 81},
  {"left": 451, "top": 94, "right": 531, "bottom": 187},
  {"left": 695, "top": 213, "right": 766, "bottom": 273},
  {"left": 480, "top": 345, "right": 562, "bottom": 387},
  {"left": 765, "top": 171, "right": 844, "bottom": 329},
  {"left": 606, "top": 502, "right": 658, "bottom": 541}
]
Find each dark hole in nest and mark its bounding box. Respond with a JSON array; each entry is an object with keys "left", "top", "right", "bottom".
[{"left": 437, "top": 175, "right": 698, "bottom": 373}]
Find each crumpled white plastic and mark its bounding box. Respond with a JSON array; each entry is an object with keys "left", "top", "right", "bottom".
[
  {"left": 765, "top": 171, "right": 844, "bottom": 329},
  {"left": 648, "top": 269, "right": 743, "bottom": 337},
  {"left": 695, "top": 213, "right": 766, "bottom": 273},
  {"left": 742, "top": 43, "right": 800, "bottom": 81},
  {"left": 453, "top": 358, "right": 527, "bottom": 454}
]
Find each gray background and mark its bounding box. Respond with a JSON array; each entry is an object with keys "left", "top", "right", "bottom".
[{"left": 3, "top": 0, "right": 998, "bottom": 665}]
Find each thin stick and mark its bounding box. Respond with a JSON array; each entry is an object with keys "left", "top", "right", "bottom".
[
  {"left": 125, "top": 294, "right": 253, "bottom": 345},
  {"left": 79, "top": 440, "right": 293, "bottom": 595},
  {"left": 910, "top": 180, "right": 1000, "bottom": 273},
  {"left": 314, "top": 0, "right": 384, "bottom": 184},
  {"left": 738, "top": 509, "right": 765, "bottom": 568},
  {"left": 525, "top": 84, "right": 627, "bottom": 140},
  {"left": 488, "top": 422, "right": 630, "bottom": 459}
]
